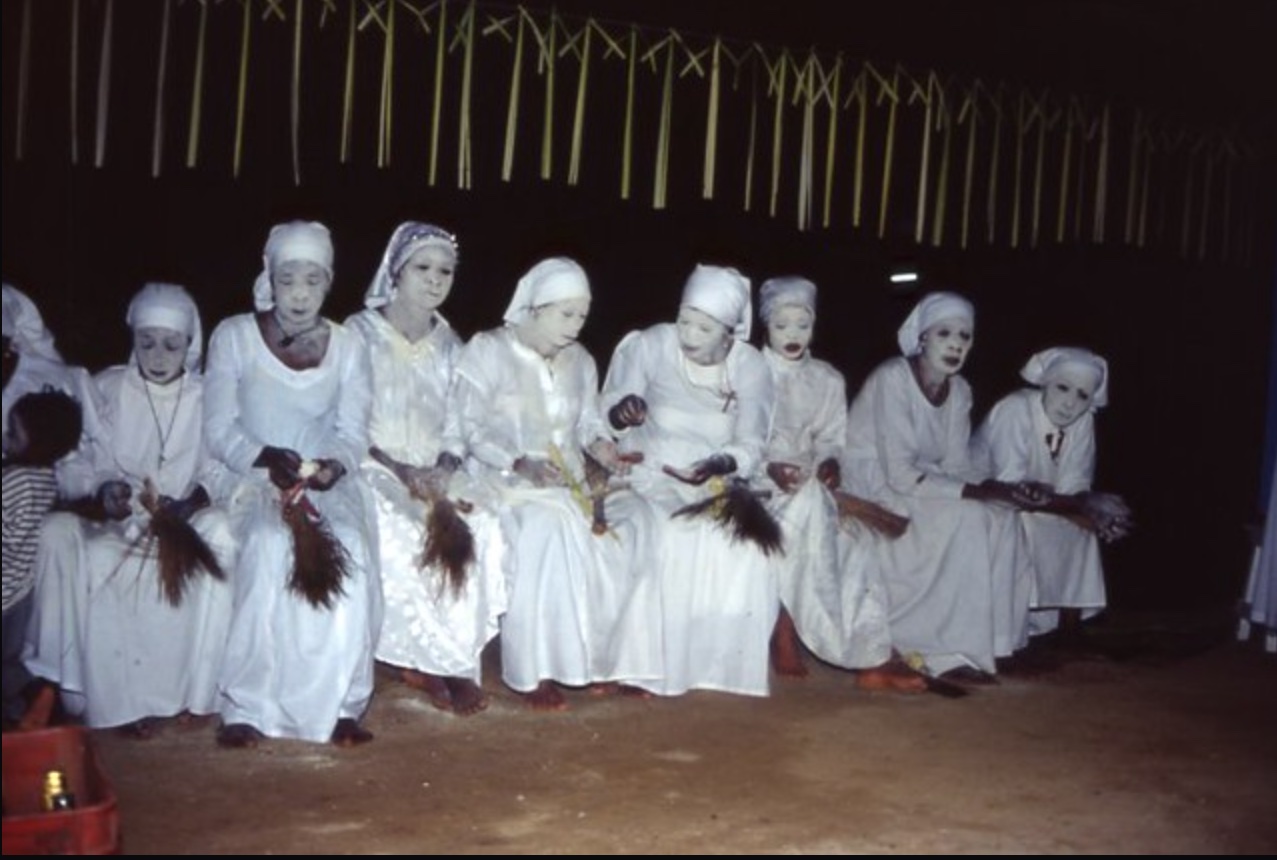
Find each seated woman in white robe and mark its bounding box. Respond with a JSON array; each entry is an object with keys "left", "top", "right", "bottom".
[
  {"left": 449, "top": 257, "right": 634, "bottom": 711},
  {"left": 757, "top": 276, "right": 924, "bottom": 692},
  {"left": 26, "top": 283, "right": 235, "bottom": 736},
  {"left": 601, "top": 264, "right": 780, "bottom": 698},
  {"left": 842, "top": 292, "right": 1036, "bottom": 683},
  {"left": 205, "top": 220, "right": 380, "bottom": 748},
  {"left": 346, "top": 222, "right": 506, "bottom": 717},
  {"left": 971, "top": 347, "right": 1131, "bottom": 642}
]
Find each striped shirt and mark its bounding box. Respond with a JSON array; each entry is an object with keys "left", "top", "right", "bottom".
[{"left": 2, "top": 465, "right": 59, "bottom": 612}]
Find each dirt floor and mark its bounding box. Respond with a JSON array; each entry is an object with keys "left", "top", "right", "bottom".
[{"left": 31, "top": 609, "right": 1277, "bottom": 854}]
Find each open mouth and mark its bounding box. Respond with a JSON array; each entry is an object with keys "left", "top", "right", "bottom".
[{"left": 783, "top": 343, "right": 803, "bottom": 355}]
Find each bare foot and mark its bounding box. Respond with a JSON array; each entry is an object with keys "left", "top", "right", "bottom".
[
  {"left": 443, "top": 677, "right": 488, "bottom": 717},
  {"left": 770, "top": 610, "right": 809, "bottom": 678},
  {"left": 523, "top": 681, "right": 569, "bottom": 712},
  {"left": 616, "top": 684, "right": 654, "bottom": 699},
  {"left": 117, "top": 717, "right": 159, "bottom": 740},
  {"left": 401, "top": 668, "right": 453, "bottom": 712},
  {"left": 216, "top": 723, "right": 264, "bottom": 749},
  {"left": 855, "top": 666, "right": 927, "bottom": 693},
  {"left": 330, "top": 718, "right": 374, "bottom": 747}
]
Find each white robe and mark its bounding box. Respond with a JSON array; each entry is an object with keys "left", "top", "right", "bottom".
[
  {"left": 345, "top": 309, "right": 506, "bottom": 682},
  {"left": 842, "top": 357, "right": 1030, "bottom": 675},
  {"left": 2, "top": 350, "right": 104, "bottom": 496},
  {"left": 601, "top": 324, "right": 779, "bottom": 697},
  {"left": 971, "top": 388, "right": 1106, "bottom": 626},
  {"left": 25, "top": 365, "right": 235, "bottom": 728},
  {"left": 204, "top": 314, "right": 380, "bottom": 742},
  {"left": 762, "top": 348, "right": 892, "bottom": 670},
  {"left": 450, "top": 327, "right": 629, "bottom": 692}
]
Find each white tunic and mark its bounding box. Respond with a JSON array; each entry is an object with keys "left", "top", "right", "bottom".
[
  {"left": 345, "top": 309, "right": 506, "bottom": 682},
  {"left": 971, "top": 388, "right": 1106, "bottom": 617},
  {"left": 204, "top": 314, "right": 380, "bottom": 742},
  {"left": 25, "top": 365, "right": 235, "bottom": 728},
  {"left": 450, "top": 326, "right": 627, "bottom": 692},
  {"left": 763, "top": 347, "right": 892, "bottom": 669},
  {"left": 601, "top": 324, "right": 779, "bottom": 697},
  {"left": 842, "top": 357, "right": 1030, "bottom": 675}
]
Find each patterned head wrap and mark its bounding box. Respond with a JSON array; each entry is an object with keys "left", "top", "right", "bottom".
[{"left": 364, "top": 221, "right": 460, "bottom": 309}]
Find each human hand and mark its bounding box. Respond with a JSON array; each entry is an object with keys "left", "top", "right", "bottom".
[
  {"left": 1011, "top": 480, "right": 1054, "bottom": 509},
  {"left": 305, "top": 458, "right": 346, "bottom": 492},
  {"left": 607, "top": 394, "right": 648, "bottom": 430},
  {"left": 159, "top": 485, "right": 210, "bottom": 522},
  {"left": 766, "top": 461, "right": 804, "bottom": 494},
  {"left": 1082, "top": 491, "right": 1134, "bottom": 542},
  {"left": 513, "top": 455, "right": 565, "bottom": 488},
  {"left": 96, "top": 480, "right": 133, "bottom": 520},
  {"left": 664, "top": 453, "right": 737, "bottom": 485},
  {"left": 253, "top": 445, "right": 303, "bottom": 490},
  {"left": 816, "top": 457, "right": 842, "bottom": 491}
]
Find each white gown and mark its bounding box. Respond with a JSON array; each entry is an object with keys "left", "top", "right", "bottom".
[
  {"left": 450, "top": 326, "right": 629, "bottom": 693},
  {"left": 345, "top": 309, "right": 506, "bottom": 683},
  {"left": 762, "top": 347, "right": 892, "bottom": 670},
  {"left": 25, "top": 365, "right": 235, "bottom": 728},
  {"left": 842, "top": 357, "right": 1030, "bottom": 676},
  {"left": 601, "top": 324, "right": 779, "bottom": 697},
  {"left": 204, "top": 314, "right": 380, "bottom": 742},
  {"left": 971, "top": 388, "right": 1106, "bottom": 628}
]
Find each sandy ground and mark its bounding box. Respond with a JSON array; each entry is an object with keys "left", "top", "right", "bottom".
[{"left": 51, "top": 610, "right": 1273, "bottom": 855}]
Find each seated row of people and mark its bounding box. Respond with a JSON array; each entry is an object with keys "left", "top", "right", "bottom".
[{"left": 0, "top": 219, "right": 1129, "bottom": 747}]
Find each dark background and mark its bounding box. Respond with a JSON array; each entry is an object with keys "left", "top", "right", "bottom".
[{"left": 4, "top": 0, "right": 1275, "bottom": 613}]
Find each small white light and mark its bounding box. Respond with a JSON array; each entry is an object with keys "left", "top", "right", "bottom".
[{"left": 889, "top": 271, "right": 919, "bottom": 284}]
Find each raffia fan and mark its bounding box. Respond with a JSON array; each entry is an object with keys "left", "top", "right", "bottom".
[{"left": 4, "top": 0, "right": 1263, "bottom": 265}]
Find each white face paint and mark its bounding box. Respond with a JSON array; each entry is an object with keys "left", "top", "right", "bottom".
[
  {"left": 766, "top": 305, "right": 814, "bottom": 361},
  {"left": 919, "top": 316, "right": 974, "bottom": 377},
  {"left": 392, "top": 243, "right": 457, "bottom": 316},
  {"left": 271, "top": 260, "right": 331, "bottom": 331},
  {"left": 1040, "top": 367, "right": 1099, "bottom": 429},
  {"left": 526, "top": 297, "right": 591, "bottom": 356},
  {"left": 676, "top": 306, "right": 733, "bottom": 366},
  {"left": 133, "top": 325, "right": 189, "bottom": 384}
]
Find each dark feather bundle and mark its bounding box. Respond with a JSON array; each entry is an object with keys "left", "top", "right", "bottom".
[
  {"left": 672, "top": 479, "right": 784, "bottom": 556},
  {"left": 422, "top": 496, "right": 476, "bottom": 599},
  {"left": 149, "top": 507, "right": 225, "bottom": 607},
  {"left": 282, "top": 493, "right": 350, "bottom": 610},
  {"left": 833, "top": 490, "right": 910, "bottom": 540}
]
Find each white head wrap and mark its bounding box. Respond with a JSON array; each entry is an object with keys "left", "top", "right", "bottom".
[
  {"left": 680, "top": 264, "right": 753, "bottom": 341},
  {"left": 2, "top": 283, "right": 63, "bottom": 362},
  {"left": 251, "top": 220, "right": 334, "bottom": 311},
  {"left": 502, "top": 257, "right": 591, "bottom": 326},
  {"left": 758, "top": 276, "right": 817, "bottom": 325},
  {"left": 126, "top": 282, "right": 204, "bottom": 371},
  {"left": 896, "top": 291, "right": 976, "bottom": 356},
  {"left": 1021, "top": 346, "right": 1109, "bottom": 409},
  {"left": 364, "top": 221, "right": 460, "bottom": 309}
]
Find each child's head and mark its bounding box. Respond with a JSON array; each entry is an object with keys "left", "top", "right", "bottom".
[
  {"left": 5, "top": 388, "right": 82, "bottom": 466},
  {"left": 759, "top": 276, "right": 818, "bottom": 361}
]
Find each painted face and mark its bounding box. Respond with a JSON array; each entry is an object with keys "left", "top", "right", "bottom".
[
  {"left": 271, "top": 260, "right": 331, "bottom": 330},
  {"left": 676, "top": 306, "right": 733, "bottom": 366},
  {"left": 766, "top": 305, "right": 814, "bottom": 361},
  {"left": 1040, "top": 367, "right": 1099, "bottom": 429},
  {"left": 527, "top": 297, "right": 591, "bottom": 354},
  {"left": 133, "top": 325, "right": 190, "bottom": 384},
  {"left": 392, "top": 243, "right": 457, "bottom": 315},
  {"left": 919, "top": 316, "right": 974, "bottom": 377}
]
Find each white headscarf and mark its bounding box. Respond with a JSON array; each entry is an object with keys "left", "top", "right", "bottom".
[
  {"left": 364, "top": 221, "right": 460, "bottom": 309},
  {"left": 758, "top": 276, "right": 817, "bottom": 325},
  {"left": 502, "top": 257, "right": 591, "bottom": 326},
  {"left": 2, "top": 283, "right": 63, "bottom": 362},
  {"left": 896, "top": 291, "right": 976, "bottom": 356},
  {"left": 251, "top": 220, "right": 334, "bottom": 311},
  {"left": 126, "top": 282, "right": 204, "bottom": 372},
  {"left": 1021, "top": 346, "right": 1109, "bottom": 409},
  {"left": 680, "top": 264, "right": 752, "bottom": 341}
]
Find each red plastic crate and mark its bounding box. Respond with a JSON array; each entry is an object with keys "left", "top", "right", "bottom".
[{"left": 2, "top": 726, "right": 120, "bottom": 854}]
